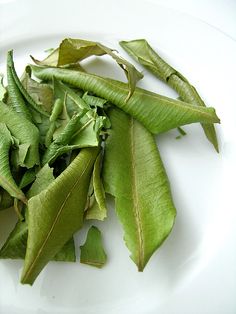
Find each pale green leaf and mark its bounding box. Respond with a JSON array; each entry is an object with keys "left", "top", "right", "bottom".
[
  {"left": 103, "top": 108, "right": 176, "bottom": 270},
  {"left": 80, "top": 226, "right": 107, "bottom": 268},
  {"left": 0, "top": 74, "right": 7, "bottom": 102}
]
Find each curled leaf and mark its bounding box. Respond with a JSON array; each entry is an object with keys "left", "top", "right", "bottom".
[
  {"left": 32, "top": 38, "right": 143, "bottom": 98},
  {"left": 31, "top": 65, "right": 220, "bottom": 134},
  {"left": 120, "top": 39, "right": 219, "bottom": 151}
]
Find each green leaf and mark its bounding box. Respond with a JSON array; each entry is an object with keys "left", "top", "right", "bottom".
[
  {"left": 120, "top": 39, "right": 219, "bottom": 151},
  {"left": 21, "top": 70, "right": 53, "bottom": 114},
  {"left": 7, "top": 52, "right": 50, "bottom": 118},
  {"left": 19, "top": 168, "right": 36, "bottom": 189},
  {"left": 80, "top": 226, "right": 107, "bottom": 268},
  {"left": 0, "top": 123, "right": 26, "bottom": 202},
  {"left": 86, "top": 152, "right": 107, "bottom": 221},
  {"left": 32, "top": 38, "right": 143, "bottom": 98},
  {"left": 0, "top": 188, "right": 13, "bottom": 210},
  {"left": 0, "top": 74, "right": 7, "bottom": 102},
  {"left": 82, "top": 92, "right": 107, "bottom": 108},
  {"left": 7, "top": 51, "right": 32, "bottom": 120},
  {"left": 0, "top": 101, "right": 40, "bottom": 168},
  {"left": 31, "top": 65, "right": 220, "bottom": 134},
  {"left": 0, "top": 164, "right": 76, "bottom": 262},
  {"left": 102, "top": 108, "right": 176, "bottom": 271},
  {"left": 21, "top": 147, "right": 99, "bottom": 285}
]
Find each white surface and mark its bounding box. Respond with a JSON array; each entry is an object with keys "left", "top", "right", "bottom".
[{"left": 0, "top": 0, "right": 236, "bottom": 313}]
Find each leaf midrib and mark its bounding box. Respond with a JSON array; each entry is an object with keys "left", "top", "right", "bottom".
[{"left": 130, "top": 117, "right": 144, "bottom": 271}]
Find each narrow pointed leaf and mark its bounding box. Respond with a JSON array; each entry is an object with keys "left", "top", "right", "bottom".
[
  {"left": 0, "top": 101, "right": 39, "bottom": 168},
  {"left": 103, "top": 108, "right": 176, "bottom": 270},
  {"left": 120, "top": 39, "right": 219, "bottom": 151},
  {"left": 0, "top": 123, "right": 26, "bottom": 202},
  {"left": 31, "top": 65, "right": 220, "bottom": 134},
  {"left": 80, "top": 226, "right": 107, "bottom": 268},
  {"left": 21, "top": 147, "right": 99, "bottom": 284}
]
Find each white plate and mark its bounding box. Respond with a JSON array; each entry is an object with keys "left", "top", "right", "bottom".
[{"left": 0, "top": 1, "right": 236, "bottom": 313}]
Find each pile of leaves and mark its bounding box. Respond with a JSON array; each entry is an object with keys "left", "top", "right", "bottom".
[{"left": 0, "top": 38, "right": 220, "bottom": 285}]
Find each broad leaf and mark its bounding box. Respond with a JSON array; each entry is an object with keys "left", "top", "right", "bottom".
[
  {"left": 31, "top": 65, "right": 220, "bottom": 134},
  {"left": 86, "top": 152, "right": 107, "bottom": 221},
  {"left": 0, "top": 164, "right": 76, "bottom": 262},
  {"left": 0, "top": 101, "right": 40, "bottom": 168},
  {"left": 32, "top": 38, "right": 143, "bottom": 98},
  {"left": 0, "top": 123, "right": 26, "bottom": 202},
  {"left": 120, "top": 39, "right": 219, "bottom": 151},
  {"left": 80, "top": 226, "right": 107, "bottom": 268},
  {"left": 103, "top": 108, "right": 176, "bottom": 270},
  {"left": 21, "top": 147, "right": 99, "bottom": 284}
]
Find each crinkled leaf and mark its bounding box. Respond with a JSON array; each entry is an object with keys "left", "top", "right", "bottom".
[
  {"left": 32, "top": 38, "right": 143, "bottom": 98},
  {"left": 80, "top": 226, "right": 107, "bottom": 268},
  {"left": 86, "top": 152, "right": 107, "bottom": 221},
  {"left": 0, "top": 123, "right": 26, "bottom": 202},
  {"left": 0, "top": 101, "right": 39, "bottom": 168},
  {"left": 120, "top": 39, "right": 219, "bottom": 151},
  {"left": 103, "top": 108, "right": 176, "bottom": 270},
  {"left": 31, "top": 66, "right": 220, "bottom": 134},
  {"left": 21, "top": 147, "right": 99, "bottom": 284}
]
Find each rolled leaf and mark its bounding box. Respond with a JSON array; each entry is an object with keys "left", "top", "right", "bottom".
[
  {"left": 21, "top": 147, "right": 99, "bottom": 285},
  {"left": 120, "top": 39, "right": 219, "bottom": 151},
  {"left": 31, "top": 65, "right": 220, "bottom": 134},
  {"left": 0, "top": 123, "right": 26, "bottom": 202},
  {"left": 103, "top": 108, "right": 176, "bottom": 270},
  {"left": 80, "top": 226, "right": 107, "bottom": 268},
  {"left": 0, "top": 101, "right": 39, "bottom": 168}
]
